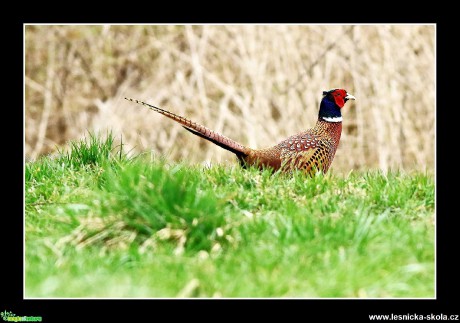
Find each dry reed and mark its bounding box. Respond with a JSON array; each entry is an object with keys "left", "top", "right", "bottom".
[{"left": 25, "top": 25, "right": 435, "bottom": 173}]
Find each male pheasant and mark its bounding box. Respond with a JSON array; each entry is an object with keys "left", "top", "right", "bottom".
[{"left": 125, "top": 88, "right": 355, "bottom": 175}]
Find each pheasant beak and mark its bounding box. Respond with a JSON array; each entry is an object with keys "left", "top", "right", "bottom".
[{"left": 345, "top": 93, "right": 356, "bottom": 101}]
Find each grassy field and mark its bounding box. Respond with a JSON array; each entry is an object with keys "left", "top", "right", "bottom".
[{"left": 25, "top": 134, "right": 435, "bottom": 298}]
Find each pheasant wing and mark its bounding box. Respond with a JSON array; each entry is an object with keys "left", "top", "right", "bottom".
[{"left": 279, "top": 133, "right": 328, "bottom": 173}]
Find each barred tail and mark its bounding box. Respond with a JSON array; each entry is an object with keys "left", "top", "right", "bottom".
[{"left": 124, "top": 98, "right": 250, "bottom": 157}]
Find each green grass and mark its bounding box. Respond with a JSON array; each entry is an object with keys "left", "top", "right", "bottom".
[{"left": 25, "top": 134, "right": 435, "bottom": 298}]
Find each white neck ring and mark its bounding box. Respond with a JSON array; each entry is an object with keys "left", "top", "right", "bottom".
[{"left": 322, "top": 116, "right": 343, "bottom": 122}]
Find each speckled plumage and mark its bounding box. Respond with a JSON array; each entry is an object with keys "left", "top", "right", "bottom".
[{"left": 125, "top": 88, "right": 355, "bottom": 175}]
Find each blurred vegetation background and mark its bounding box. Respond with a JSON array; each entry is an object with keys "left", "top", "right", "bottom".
[{"left": 25, "top": 25, "right": 435, "bottom": 173}]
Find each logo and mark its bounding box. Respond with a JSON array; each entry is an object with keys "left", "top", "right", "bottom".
[{"left": 1, "top": 311, "right": 42, "bottom": 322}]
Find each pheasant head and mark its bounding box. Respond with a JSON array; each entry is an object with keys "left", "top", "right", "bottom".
[{"left": 319, "top": 88, "right": 356, "bottom": 122}]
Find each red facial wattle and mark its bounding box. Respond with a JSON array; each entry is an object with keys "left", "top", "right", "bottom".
[{"left": 332, "top": 89, "right": 347, "bottom": 108}]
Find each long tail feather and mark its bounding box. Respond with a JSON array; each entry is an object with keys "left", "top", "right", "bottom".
[{"left": 125, "top": 98, "right": 250, "bottom": 157}]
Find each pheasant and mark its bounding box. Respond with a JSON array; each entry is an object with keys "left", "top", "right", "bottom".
[{"left": 125, "top": 88, "right": 355, "bottom": 175}]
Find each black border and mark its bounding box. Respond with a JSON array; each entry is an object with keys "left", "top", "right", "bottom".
[{"left": 9, "top": 16, "right": 456, "bottom": 322}]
